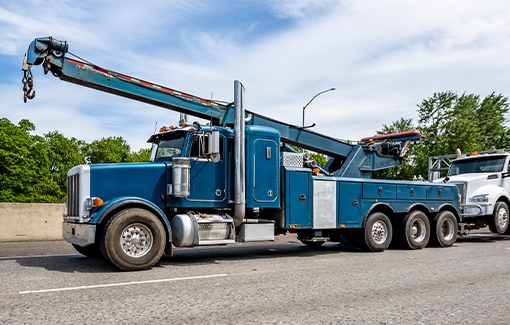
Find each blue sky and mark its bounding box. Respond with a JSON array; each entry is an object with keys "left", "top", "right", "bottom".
[{"left": 2, "top": 0, "right": 510, "bottom": 151}]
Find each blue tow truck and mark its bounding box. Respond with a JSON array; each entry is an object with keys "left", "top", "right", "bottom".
[{"left": 22, "top": 37, "right": 461, "bottom": 270}]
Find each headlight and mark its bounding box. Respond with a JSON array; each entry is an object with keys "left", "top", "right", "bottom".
[
  {"left": 464, "top": 206, "right": 483, "bottom": 215},
  {"left": 470, "top": 194, "right": 489, "bottom": 203},
  {"left": 464, "top": 206, "right": 485, "bottom": 216}
]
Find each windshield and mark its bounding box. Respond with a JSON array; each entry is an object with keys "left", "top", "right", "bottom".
[
  {"left": 152, "top": 134, "right": 186, "bottom": 161},
  {"left": 448, "top": 156, "right": 506, "bottom": 176}
]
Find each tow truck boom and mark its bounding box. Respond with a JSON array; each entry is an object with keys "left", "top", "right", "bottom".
[{"left": 22, "top": 36, "right": 420, "bottom": 177}]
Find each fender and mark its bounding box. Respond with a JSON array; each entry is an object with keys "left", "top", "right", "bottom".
[
  {"left": 405, "top": 202, "right": 429, "bottom": 214},
  {"left": 90, "top": 196, "right": 172, "bottom": 240},
  {"left": 362, "top": 202, "right": 395, "bottom": 227},
  {"left": 436, "top": 203, "right": 462, "bottom": 222}
]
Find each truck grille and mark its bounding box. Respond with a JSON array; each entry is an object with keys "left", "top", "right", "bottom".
[
  {"left": 451, "top": 181, "right": 466, "bottom": 204},
  {"left": 67, "top": 173, "right": 80, "bottom": 216}
]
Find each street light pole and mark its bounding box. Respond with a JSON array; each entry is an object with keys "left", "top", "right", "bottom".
[{"left": 302, "top": 88, "right": 335, "bottom": 128}]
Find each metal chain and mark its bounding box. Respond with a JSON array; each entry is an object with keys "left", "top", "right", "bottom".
[{"left": 22, "top": 66, "right": 35, "bottom": 103}]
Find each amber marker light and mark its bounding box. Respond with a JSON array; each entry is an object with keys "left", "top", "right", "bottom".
[
  {"left": 94, "top": 197, "right": 104, "bottom": 207},
  {"left": 290, "top": 225, "right": 296, "bottom": 229}
]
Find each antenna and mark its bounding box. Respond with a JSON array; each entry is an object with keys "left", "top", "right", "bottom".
[
  {"left": 154, "top": 122, "right": 157, "bottom": 134},
  {"left": 210, "top": 92, "right": 213, "bottom": 128}
]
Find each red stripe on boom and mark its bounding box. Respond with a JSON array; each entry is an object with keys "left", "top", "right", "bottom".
[
  {"left": 93, "top": 66, "right": 109, "bottom": 74},
  {"left": 361, "top": 130, "right": 421, "bottom": 142},
  {"left": 67, "top": 59, "right": 84, "bottom": 66}
]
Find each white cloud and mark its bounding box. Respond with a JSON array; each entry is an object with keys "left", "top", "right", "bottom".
[{"left": 2, "top": 0, "right": 510, "bottom": 150}]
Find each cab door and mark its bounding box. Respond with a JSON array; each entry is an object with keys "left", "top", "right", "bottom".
[
  {"left": 503, "top": 158, "right": 510, "bottom": 194},
  {"left": 185, "top": 133, "right": 227, "bottom": 203}
]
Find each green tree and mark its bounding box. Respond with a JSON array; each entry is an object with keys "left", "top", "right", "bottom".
[
  {"left": 373, "top": 91, "right": 510, "bottom": 181},
  {"left": 130, "top": 147, "right": 152, "bottom": 162},
  {"left": 44, "top": 131, "right": 86, "bottom": 195},
  {"left": 477, "top": 92, "right": 510, "bottom": 149},
  {"left": 0, "top": 118, "right": 63, "bottom": 202},
  {"left": 372, "top": 117, "right": 417, "bottom": 180},
  {"left": 414, "top": 91, "right": 510, "bottom": 178},
  {"left": 86, "top": 136, "right": 132, "bottom": 164}
]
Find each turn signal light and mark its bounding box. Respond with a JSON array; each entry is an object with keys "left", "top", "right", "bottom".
[{"left": 85, "top": 197, "right": 104, "bottom": 210}]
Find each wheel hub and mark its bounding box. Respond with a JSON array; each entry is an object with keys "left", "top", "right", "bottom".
[
  {"left": 120, "top": 223, "right": 153, "bottom": 258},
  {"left": 441, "top": 218, "right": 455, "bottom": 241},
  {"left": 372, "top": 221, "right": 387, "bottom": 244},
  {"left": 497, "top": 208, "right": 508, "bottom": 229},
  {"left": 411, "top": 219, "right": 426, "bottom": 242}
]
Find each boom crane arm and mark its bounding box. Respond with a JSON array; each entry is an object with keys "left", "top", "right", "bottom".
[{"left": 22, "top": 37, "right": 422, "bottom": 176}]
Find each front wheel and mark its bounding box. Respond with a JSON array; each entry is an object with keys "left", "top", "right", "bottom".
[
  {"left": 100, "top": 208, "right": 166, "bottom": 271},
  {"left": 429, "top": 211, "right": 457, "bottom": 247},
  {"left": 357, "top": 212, "right": 392, "bottom": 252},
  {"left": 488, "top": 202, "right": 509, "bottom": 235}
]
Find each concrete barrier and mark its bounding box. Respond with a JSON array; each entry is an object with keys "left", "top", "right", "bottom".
[{"left": 0, "top": 203, "right": 66, "bottom": 242}]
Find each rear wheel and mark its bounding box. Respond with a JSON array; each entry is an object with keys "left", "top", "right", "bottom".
[
  {"left": 100, "top": 208, "right": 166, "bottom": 271},
  {"left": 429, "top": 211, "right": 457, "bottom": 247},
  {"left": 399, "top": 211, "right": 430, "bottom": 250},
  {"left": 357, "top": 212, "right": 392, "bottom": 252},
  {"left": 488, "top": 202, "right": 509, "bottom": 235}
]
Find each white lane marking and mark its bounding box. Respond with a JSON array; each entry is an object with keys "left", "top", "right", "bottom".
[
  {"left": 19, "top": 274, "right": 228, "bottom": 294},
  {"left": 0, "top": 254, "right": 80, "bottom": 260}
]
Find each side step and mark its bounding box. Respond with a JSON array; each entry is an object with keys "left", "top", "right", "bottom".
[{"left": 237, "top": 219, "right": 275, "bottom": 242}]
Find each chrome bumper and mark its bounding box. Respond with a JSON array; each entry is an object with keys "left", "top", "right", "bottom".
[
  {"left": 461, "top": 204, "right": 488, "bottom": 217},
  {"left": 62, "top": 221, "right": 96, "bottom": 247}
]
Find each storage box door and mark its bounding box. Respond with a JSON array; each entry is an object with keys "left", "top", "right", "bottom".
[
  {"left": 287, "top": 171, "right": 311, "bottom": 227},
  {"left": 253, "top": 139, "right": 278, "bottom": 202}
]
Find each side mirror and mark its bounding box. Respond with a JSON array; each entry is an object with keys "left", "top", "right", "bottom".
[{"left": 206, "top": 131, "right": 221, "bottom": 163}]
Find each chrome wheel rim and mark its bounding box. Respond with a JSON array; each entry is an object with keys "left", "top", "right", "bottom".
[
  {"left": 441, "top": 218, "right": 455, "bottom": 241},
  {"left": 497, "top": 208, "right": 508, "bottom": 230},
  {"left": 372, "top": 220, "right": 388, "bottom": 244},
  {"left": 411, "top": 219, "right": 427, "bottom": 243},
  {"left": 120, "top": 223, "right": 153, "bottom": 258}
]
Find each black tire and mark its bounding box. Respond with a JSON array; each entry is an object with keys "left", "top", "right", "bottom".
[
  {"left": 100, "top": 208, "right": 166, "bottom": 271},
  {"left": 73, "top": 243, "right": 103, "bottom": 258},
  {"left": 429, "top": 211, "right": 457, "bottom": 247},
  {"left": 488, "top": 202, "right": 509, "bottom": 235},
  {"left": 399, "top": 211, "right": 430, "bottom": 250},
  {"left": 357, "top": 212, "right": 392, "bottom": 252}
]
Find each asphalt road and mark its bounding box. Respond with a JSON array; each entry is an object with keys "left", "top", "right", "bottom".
[{"left": 1, "top": 231, "right": 509, "bottom": 324}]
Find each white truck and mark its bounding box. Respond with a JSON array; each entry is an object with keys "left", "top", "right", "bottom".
[{"left": 430, "top": 149, "right": 510, "bottom": 235}]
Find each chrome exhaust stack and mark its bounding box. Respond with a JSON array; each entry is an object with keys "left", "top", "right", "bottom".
[{"left": 233, "top": 80, "right": 245, "bottom": 227}]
